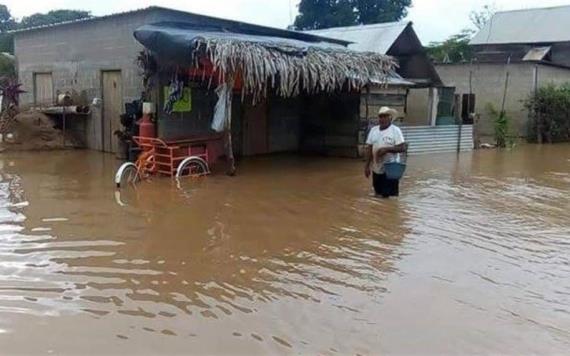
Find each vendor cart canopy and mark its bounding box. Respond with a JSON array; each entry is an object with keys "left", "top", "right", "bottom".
[{"left": 134, "top": 22, "right": 396, "bottom": 100}]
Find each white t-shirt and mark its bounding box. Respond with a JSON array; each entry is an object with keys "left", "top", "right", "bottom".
[{"left": 366, "top": 125, "right": 405, "bottom": 174}]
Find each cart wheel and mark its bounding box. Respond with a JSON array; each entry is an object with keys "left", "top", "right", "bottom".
[
  {"left": 115, "top": 162, "right": 140, "bottom": 188},
  {"left": 176, "top": 157, "right": 210, "bottom": 178}
]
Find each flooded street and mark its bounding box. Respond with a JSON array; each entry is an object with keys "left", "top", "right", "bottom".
[{"left": 0, "top": 145, "right": 568, "bottom": 355}]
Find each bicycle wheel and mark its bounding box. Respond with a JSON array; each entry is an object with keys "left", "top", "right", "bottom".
[
  {"left": 176, "top": 157, "right": 209, "bottom": 178},
  {"left": 115, "top": 162, "right": 140, "bottom": 188}
]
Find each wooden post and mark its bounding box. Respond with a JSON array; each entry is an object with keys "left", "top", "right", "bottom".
[
  {"left": 532, "top": 65, "right": 542, "bottom": 144},
  {"left": 226, "top": 80, "right": 236, "bottom": 176},
  {"left": 456, "top": 93, "right": 463, "bottom": 153},
  {"left": 226, "top": 130, "right": 236, "bottom": 176},
  {"left": 365, "top": 85, "right": 370, "bottom": 127}
]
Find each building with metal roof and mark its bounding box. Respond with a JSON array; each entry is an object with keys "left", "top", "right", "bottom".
[
  {"left": 307, "top": 22, "right": 442, "bottom": 88},
  {"left": 306, "top": 22, "right": 410, "bottom": 54},
  {"left": 437, "top": 5, "right": 570, "bottom": 144},
  {"left": 471, "top": 5, "right": 570, "bottom": 45},
  {"left": 469, "top": 5, "right": 570, "bottom": 66}
]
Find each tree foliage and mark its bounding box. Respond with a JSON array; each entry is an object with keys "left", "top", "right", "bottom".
[
  {"left": 426, "top": 4, "right": 495, "bottom": 64},
  {"left": 294, "top": 0, "right": 412, "bottom": 30},
  {"left": 0, "top": 4, "right": 16, "bottom": 32},
  {"left": 426, "top": 30, "right": 474, "bottom": 64},
  {"left": 353, "top": 0, "right": 412, "bottom": 25},
  {"left": 0, "top": 54, "right": 14, "bottom": 77},
  {"left": 0, "top": 5, "right": 14, "bottom": 76},
  {"left": 0, "top": 6, "right": 92, "bottom": 76},
  {"left": 19, "top": 9, "right": 92, "bottom": 29},
  {"left": 486, "top": 103, "right": 514, "bottom": 148},
  {"left": 525, "top": 84, "right": 570, "bottom": 143}
]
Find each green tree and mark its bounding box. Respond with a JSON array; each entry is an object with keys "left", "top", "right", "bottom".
[
  {"left": 426, "top": 4, "right": 495, "bottom": 64},
  {"left": 19, "top": 9, "right": 91, "bottom": 29},
  {"left": 293, "top": 0, "right": 412, "bottom": 30},
  {"left": 426, "top": 30, "right": 474, "bottom": 63},
  {"left": 294, "top": 0, "right": 356, "bottom": 30},
  {"left": 0, "top": 54, "right": 15, "bottom": 77},
  {"left": 0, "top": 4, "right": 16, "bottom": 32},
  {"left": 354, "top": 0, "right": 411, "bottom": 24},
  {"left": 525, "top": 84, "right": 570, "bottom": 143},
  {"left": 0, "top": 5, "right": 15, "bottom": 74}
]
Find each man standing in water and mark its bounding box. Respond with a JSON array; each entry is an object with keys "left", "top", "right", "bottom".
[{"left": 364, "top": 107, "right": 406, "bottom": 198}]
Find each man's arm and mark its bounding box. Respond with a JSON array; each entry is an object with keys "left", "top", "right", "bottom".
[{"left": 382, "top": 143, "right": 407, "bottom": 154}]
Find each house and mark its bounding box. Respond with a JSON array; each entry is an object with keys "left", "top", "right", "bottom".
[
  {"left": 307, "top": 23, "right": 474, "bottom": 154},
  {"left": 437, "top": 5, "right": 570, "bottom": 142},
  {"left": 306, "top": 22, "right": 443, "bottom": 125},
  {"left": 12, "top": 6, "right": 402, "bottom": 159}
]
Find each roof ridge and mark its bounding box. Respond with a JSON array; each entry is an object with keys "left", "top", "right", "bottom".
[
  {"left": 495, "top": 4, "right": 570, "bottom": 15},
  {"left": 10, "top": 6, "right": 154, "bottom": 33},
  {"left": 309, "top": 21, "right": 410, "bottom": 32},
  {"left": 10, "top": 5, "right": 348, "bottom": 46}
]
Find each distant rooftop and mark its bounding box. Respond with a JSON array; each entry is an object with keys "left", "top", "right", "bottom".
[
  {"left": 11, "top": 6, "right": 348, "bottom": 46},
  {"left": 305, "top": 22, "right": 411, "bottom": 54},
  {"left": 471, "top": 5, "right": 570, "bottom": 45}
]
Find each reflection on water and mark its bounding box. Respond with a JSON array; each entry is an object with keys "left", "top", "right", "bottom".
[{"left": 0, "top": 146, "right": 568, "bottom": 354}]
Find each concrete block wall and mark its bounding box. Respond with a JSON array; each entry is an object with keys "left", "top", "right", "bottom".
[
  {"left": 13, "top": 12, "right": 157, "bottom": 150},
  {"left": 436, "top": 62, "right": 570, "bottom": 140}
]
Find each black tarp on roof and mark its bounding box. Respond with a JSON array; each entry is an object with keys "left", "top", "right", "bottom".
[{"left": 134, "top": 22, "right": 348, "bottom": 64}]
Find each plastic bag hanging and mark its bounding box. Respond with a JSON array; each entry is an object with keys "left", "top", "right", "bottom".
[{"left": 212, "top": 82, "right": 232, "bottom": 133}]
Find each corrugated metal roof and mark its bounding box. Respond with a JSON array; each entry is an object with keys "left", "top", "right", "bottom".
[
  {"left": 10, "top": 6, "right": 348, "bottom": 46},
  {"left": 400, "top": 125, "right": 474, "bottom": 155},
  {"left": 305, "top": 22, "right": 410, "bottom": 54},
  {"left": 10, "top": 7, "right": 152, "bottom": 33},
  {"left": 382, "top": 74, "right": 415, "bottom": 86},
  {"left": 471, "top": 5, "right": 570, "bottom": 45}
]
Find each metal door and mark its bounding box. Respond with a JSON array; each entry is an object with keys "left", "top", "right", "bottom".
[
  {"left": 34, "top": 73, "right": 53, "bottom": 106},
  {"left": 102, "top": 71, "right": 123, "bottom": 153},
  {"left": 243, "top": 100, "right": 268, "bottom": 156}
]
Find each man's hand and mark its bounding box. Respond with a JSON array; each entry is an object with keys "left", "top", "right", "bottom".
[
  {"left": 365, "top": 165, "right": 371, "bottom": 179},
  {"left": 376, "top": 148, "right": 388, "bottom": 157},
  {"left": 375, "top": 148, "right": 389, "bottom": 164}
]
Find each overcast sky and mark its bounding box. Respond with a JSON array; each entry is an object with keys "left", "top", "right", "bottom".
[{"left": 3, "top": 0, "right": 570, "bottom": 43}]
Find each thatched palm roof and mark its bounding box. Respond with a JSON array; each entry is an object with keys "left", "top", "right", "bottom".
[{"left": 135, "top": 23, "right": 397, "bottom": 100}]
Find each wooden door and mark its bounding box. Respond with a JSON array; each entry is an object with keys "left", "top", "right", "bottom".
[
  {"left": 102, "top": 71, "right": 123, "bottom": 153},
  {"left": 243, "top": 101, "right": 268, "bottom": 156},
  {"left": 34, "top": 73, "right": 53, "bottom": 106}
]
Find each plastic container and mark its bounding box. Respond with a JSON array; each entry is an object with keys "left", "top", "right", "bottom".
[
  {"left": 138, "top": 114, "right": 156, "bottom": 138},
  {"left": 384, "top": 162, "right": 407, "bottom": 180}
]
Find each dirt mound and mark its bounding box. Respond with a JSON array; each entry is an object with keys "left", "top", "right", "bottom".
[{"left": 0, "top": 112, "right": 78, "bottom": 151}]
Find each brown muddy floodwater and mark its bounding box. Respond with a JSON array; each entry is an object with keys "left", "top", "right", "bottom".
[{"left": 0, "top": 145, "right": 568, "bottom": 355}]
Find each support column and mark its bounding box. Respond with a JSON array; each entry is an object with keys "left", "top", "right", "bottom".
[{"left": 427, "top": 87, "right": 439, "bottom": 126}]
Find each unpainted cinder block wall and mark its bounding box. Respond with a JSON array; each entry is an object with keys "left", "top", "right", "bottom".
[
  {"left": 436, "top": 62, "right": 570, "bottom": 140},
  {"left": 13, "top": 12, "right": 161, "bottom": 151}
]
